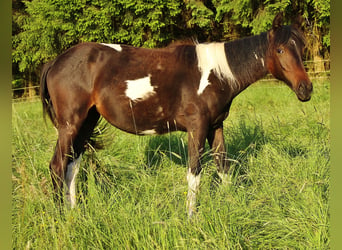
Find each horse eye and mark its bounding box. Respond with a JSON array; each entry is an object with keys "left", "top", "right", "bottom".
[{"left": 277, "top": 48, "right": 284, "bottom": 54}]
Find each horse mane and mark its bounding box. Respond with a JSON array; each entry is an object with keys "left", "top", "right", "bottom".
[
  {"left": 224, "top": 32, "right": 269, "bottom": 85},
  {"left": 166, "top": 38, "right": 196, "bottom": 48},
  {"left": 166, "top": 39, "right": 197, "bottom": 66},
  {"left": 272, "top": 25, "right": 306, "bottom": 47}
]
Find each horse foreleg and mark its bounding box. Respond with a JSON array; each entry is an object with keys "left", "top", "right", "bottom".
[
  {"left": 207, "top": 125, "right": 231, "bottom": 185},
  {"left": 186, "top": 126, "right": 207, "bottom": 217}
]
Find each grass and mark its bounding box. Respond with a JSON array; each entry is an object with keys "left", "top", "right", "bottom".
[{"left": 12, "top": 80, "right": 330, "bottom": 249}]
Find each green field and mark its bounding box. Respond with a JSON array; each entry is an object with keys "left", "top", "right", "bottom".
[{"left": 12, "top": 80, "right": 330, "bottom": 249}]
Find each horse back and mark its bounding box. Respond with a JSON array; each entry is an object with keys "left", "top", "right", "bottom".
[{"left": 45, "top": 42, "right": 206, "bottom": 134}]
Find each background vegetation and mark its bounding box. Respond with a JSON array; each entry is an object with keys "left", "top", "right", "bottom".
[
  {"left": 12, "top": 0, "right": 330, "bottom": 97},
  {"left": 12, "top": 79, "right": 329, "bottom": 248},
  {"left": 12, "top": 1, "right": 330, "bottom": 248}
]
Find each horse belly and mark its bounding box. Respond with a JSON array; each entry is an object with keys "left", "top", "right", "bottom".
[
  {"left": 110, "top": 103, "right": 176, "bottom": 135},
  {"left": 96, "top": 85, "right": 179, "bottom": 135}
]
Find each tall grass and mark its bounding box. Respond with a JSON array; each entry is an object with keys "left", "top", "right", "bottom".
[{"left": 12, "top": 80, "right": 329, "bottom": 249}]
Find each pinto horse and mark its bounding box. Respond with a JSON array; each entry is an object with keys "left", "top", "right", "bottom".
[{"left": 40, "top": 13, "right": 312, "bottom": 216}]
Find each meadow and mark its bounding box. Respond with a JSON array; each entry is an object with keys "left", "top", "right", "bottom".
[{"left": 12, "top": 80, "right": 329, "bottom": 249}]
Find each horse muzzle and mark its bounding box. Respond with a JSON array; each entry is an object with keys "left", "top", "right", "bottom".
[{"left": 296, "top": 80, "right": 313, "bottom": 102}]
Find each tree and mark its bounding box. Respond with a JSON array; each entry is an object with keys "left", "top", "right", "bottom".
[
  {"left": 12, "top": 0, "right": 84, "bottom": 97},
  {"left": 212, "top": 0, "right": 330, "bottom": 65},
  {"left": 12, "top": 0, "right": 185, "bottom": 93},
  {"left": 12, "top": 0, "right": 330, "bottom": 93}
]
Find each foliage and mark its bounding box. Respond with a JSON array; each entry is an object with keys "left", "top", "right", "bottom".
[
  {"left": 13, "top": 0, "right": 79, "bottom": 73},
  {"left": 310, "top": 0, "right": 330, "bottom": 48},
  {"left": 186, "top": 0, "right": 214, "bottom": 29},
  {"left": 12, "top": 0, "right": 330, "bottom": 88},
  {"left": 12, "top": 0, "right": 183, "bottom": 79},
  {"left": 12, "top": 80, "right": 330, "bottom": 248}
]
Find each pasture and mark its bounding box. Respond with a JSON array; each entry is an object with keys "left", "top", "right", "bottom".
[{"left": 12, "top": 80, "right": 329, "bottom": 249}]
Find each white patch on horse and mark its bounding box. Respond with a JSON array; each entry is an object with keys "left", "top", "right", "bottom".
[
  {"left": 260, "top": 58, "right": 265, "bottom": 67},
  {"left": 65, "top": 155, "right": 82, "bottom": 208},
  {"left": 254, "top": 51, "right": 265, "bottom": 67},
  {"left": 156, "top": 63, "right": 163, "bottom": 70},
  {"left": 140, "top": 129, "right": 157, "bottom": 135},
  {"left": 125, "top": 74, "right": 156, "bottom": 101},
  {"left": 156, "top": 106, "right": 164, "bottom": 118},
  {"left": 218, "top": 172, "right": 232, "bottom": 186},
  {"left": 157, "top": 106, "right": 163, "bottom": 114},
  {"left": 101, "top": 43, "right": 122, "bottom": 52},
  {"left": 254, "top": 52, "right": 259, "bottom": 59},
  {"left": 195, "top": 43, "right": 235, "bottom": 95},
  {"left": 186, "top": 169, "right": 201, "bottom": 216}
]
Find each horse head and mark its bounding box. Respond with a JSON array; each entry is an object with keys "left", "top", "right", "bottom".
[{"left": 266, "top": 13, "right": 313, "bottom": 102}]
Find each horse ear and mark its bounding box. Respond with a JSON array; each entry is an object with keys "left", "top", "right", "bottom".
[
  {"left": 272, "top": 12, "right": 283, "bottom": 30},
  {"left": 292, "top": 14, "right": 304, "bottom": 30},
  {"left": 268, "top": 12, "right": 283, "bottom": 42}
]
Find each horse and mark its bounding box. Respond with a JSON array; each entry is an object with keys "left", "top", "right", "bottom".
[{"left": 40, "top": 13, "right": 312, "bottom": 217}]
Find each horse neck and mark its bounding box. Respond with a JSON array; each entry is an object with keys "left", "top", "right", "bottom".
[{"left": 224, "top": 32, "right": 269, "bottom": 91}]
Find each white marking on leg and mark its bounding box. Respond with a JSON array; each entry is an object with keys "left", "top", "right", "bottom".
[
  {"left": 65, "top": 155, "right": 82, "bottom": 208},
  {"left": 218, "top": 172, "right": 232, "bottom": 186},
  {"left": 195, "top": 43, "right": 236, "bottom": 95},
  {"left": 187, "top": 169, "right": 201, "bottom": 217},
  {"left": 100, "top": 43, "right": 122, "bottom": 52},
  {"left": 125, "top": 74, "right": 156, "bottom": 101}
]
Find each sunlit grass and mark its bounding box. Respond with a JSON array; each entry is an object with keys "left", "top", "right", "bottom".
[{"left": 12, "top": 80, "right": 329, "bottom": 249}]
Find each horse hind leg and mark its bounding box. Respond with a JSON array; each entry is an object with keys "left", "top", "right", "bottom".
[
  {"left": 50, "top": 106, "right": 100, "bottom": 208},
  {"left": 50, "top": 124, "right": 79, "bottom": 206},
  {"left": 64, "top": 106, "right": 101, "bottom": 208}
]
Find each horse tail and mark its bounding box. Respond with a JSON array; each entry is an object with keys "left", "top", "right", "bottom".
[{"left": 40, "top": 60, "right": 57, "bottom": 127}]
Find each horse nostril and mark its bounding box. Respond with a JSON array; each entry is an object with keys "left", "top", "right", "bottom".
[
  {"left": 298, "top": 81, "right": 312, "bottom": 93},
  {"left": 296, "top": 81, "right": 312, "bottom": 102},
  {"left": 298, "top": 82, "right": 304, "bottom": 92}
]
